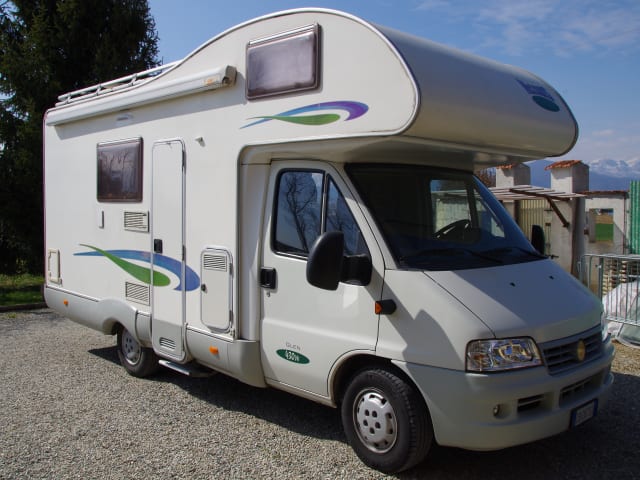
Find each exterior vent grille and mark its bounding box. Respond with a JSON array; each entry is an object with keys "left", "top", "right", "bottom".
[
  {"left": 517, "top": 394, "right": 544, "bottom": 413},
  {"left": 125, "top": 282, "right": 150, "bottom": 305},
  {"left": 124, "top": 211, "right": 149, "bottom": 232},
  {"left": 159, "top": 337, "right": 176, "bottom": 350},
  {"left": 203, "top": 254, "right": 228, "bottom": 271},
  {"left": 560, "top": 375, "right": 598, "bottom": 406},
  {"left": 541, "top": 326, "right": 603, "bottom": 375}
]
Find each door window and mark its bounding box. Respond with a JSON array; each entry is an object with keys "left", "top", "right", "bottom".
[{"left": 273, "top": 170, "right": 368, "bottom": 257}]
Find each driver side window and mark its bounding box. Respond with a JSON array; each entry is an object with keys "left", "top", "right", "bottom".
[{"left": 273, "top": 170, "right": 368, "bottom": 257}]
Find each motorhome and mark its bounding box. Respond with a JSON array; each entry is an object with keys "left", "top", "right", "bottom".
[{"left": 44, "top": 9, "right": 614, "bottom": 473}]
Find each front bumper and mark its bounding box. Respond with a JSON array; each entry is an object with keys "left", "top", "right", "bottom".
[{"left": 394, "top": 338, "right": 614, "bottom": 450}]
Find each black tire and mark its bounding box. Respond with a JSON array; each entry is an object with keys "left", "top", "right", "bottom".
[
  {"left": 341, "top": 367, "right": 433, "bottom": 473},
  {"left": 116, "top": 326, "right": 160, "bottom": 378}
]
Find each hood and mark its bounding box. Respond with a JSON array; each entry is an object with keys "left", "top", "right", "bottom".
[{"left": 425, "top": 259, "right": 601, "bottom": 343}]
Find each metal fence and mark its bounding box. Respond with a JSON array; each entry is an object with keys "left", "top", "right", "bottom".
[
  {"left": 578, "top": 253, "right": 640, "bottom": 327},
  {"left": 518, "top": 199, "right": 550, "bottom": 255},
  {"left": 631, "top": 181, "right": 640, "bottom": 254}
]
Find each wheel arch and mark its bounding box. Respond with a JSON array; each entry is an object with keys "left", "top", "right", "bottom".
[
  {"left": 96, "top": 299, "right": 152, "bottom": 346},
  {"left": 337, "top": 357, "right": 435, "bottom": 473},
  {"left": 330, "top": 353, "right": 425, "bottom": 407}
]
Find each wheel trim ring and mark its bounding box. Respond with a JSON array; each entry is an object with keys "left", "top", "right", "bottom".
[
  {"left": 121, "top": 330, "right": 141, "bottom": 366},
  {"left": 352, "top": 388, "right": 398, "bottom": 454}
]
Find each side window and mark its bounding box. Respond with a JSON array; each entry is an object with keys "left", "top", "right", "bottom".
[
  {"left": 273, "top": 170, "right": 368, "bottom": 257},
  {"left": 326, "top": 178, "right": 369, "bottom": 256},
  {"left": 274, "top": 171, "right": 323, "bottom": 255},
  {"left": 97, "top": 138, "right": 143, "bottom": 202}
]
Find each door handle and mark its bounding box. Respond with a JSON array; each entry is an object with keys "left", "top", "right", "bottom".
[
  {"left": 153, "top": 239, "right": 163, "bottom": 254},
  {"left": 260, "top": 268, "right": 277, "bottom": 289}
]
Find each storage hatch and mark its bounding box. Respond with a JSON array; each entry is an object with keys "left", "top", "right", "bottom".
[{"left": 200, "top": 247, "right": 233, "bottom": 332}]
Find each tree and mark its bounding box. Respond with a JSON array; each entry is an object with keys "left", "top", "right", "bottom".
[
  {"left": 0, "top": 0, "right": 159, "bottom": 273},
  {"left": 476, "top": 167, "right": 496, "bottom": 188}
]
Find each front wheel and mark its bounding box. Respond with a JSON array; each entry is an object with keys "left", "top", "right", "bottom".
[
  {"left": 341, "top": 367, "right": 433, "bottom": 473},
  {"left": 116, "top": 327, "right": 160, "bottom": 378}
]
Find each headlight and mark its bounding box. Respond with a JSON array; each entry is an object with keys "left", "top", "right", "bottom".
[
  {"left": 466, "top": 338, "right": 542, "bottom": 372},
  {"left": 600, "top": 312, "right": 610, "bottom": 342}
]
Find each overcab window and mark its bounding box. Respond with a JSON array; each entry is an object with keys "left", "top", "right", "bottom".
[
  {"left": 97, "top": 138, "right": 143, "bottom": 202},
  {"left": 246, "top": 24, "right": 319, "bottom": 99}
]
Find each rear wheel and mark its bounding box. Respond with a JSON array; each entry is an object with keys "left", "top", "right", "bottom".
[
  {"left": 341, "top": 367, "right": 433, "bottom": 473},
  {"left": 116, "top": 327, "right": 160, "bottom": 377}
]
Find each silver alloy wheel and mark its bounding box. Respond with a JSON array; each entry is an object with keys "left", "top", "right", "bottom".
[
  {"left": 120, "top": 329, "right": 141, "bottom": 366},
  {"left": 353, "top": 388, "right": 398, "bottom": 453}
]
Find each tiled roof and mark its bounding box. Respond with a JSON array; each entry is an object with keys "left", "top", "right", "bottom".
[
  {"left": 544, "top": 160, "right": 584, "bottom": 170},
  {"left": 582, "top": 190, "right": 628, "bottom": 196},
  {"left": 490, "top": 185, "right": 584, "bottom": 200}
]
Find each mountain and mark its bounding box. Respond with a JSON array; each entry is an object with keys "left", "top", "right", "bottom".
[
  {"left": 527, "top": 160, "right": 552, "bottom": 187},
  {"left": 525, "top": 159, "right": 640, "bottom": 191},
  {"left": 589, "top": 158, "right": 640, "bottom": 179}
]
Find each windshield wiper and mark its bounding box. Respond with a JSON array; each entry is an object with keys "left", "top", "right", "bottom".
[
  {"left": 399, "top": 247, "right": 504, "bottom": 265},
  {"left": 482, "top": 246, "right": 546, "bottom": 260}
]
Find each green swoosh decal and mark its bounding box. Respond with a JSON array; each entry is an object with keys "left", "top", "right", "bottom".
[
  {"left": 253, "top": 113, "right": 341, "bottom": 126},
  {"left": 80, "top": 244, "right": 171, "bottom": 286}
]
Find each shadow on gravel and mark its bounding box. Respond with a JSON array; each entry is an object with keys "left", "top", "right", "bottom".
[
  {"left": 89, "top": 344, "right": 640, "bottom": 479},
  {"left": 89, "top": 345, "right": 120, "bottom": 365},
  {"left": 89, "top": 345, "right": 344, "bottom": 443}
]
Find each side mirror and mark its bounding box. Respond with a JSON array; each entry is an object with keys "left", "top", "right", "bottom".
[
  {"left": 342, "top": 254, "right": 372, "bottom": 286},
  {"left": 306, "top": 231, "right": 344, "bottom": 290},
  {"left": 531, "top": 225, "right": 545, "bottom": 255}
]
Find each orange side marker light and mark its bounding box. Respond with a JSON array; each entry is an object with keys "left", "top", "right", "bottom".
[
  {"left": 209, "top": 346, "right": 219, "bottom": 355},
  {"left": 375, "top": 299, "right": 397, "bottom": 315}
]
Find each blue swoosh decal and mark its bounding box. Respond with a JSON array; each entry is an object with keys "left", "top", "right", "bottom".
[{"left": 75, "top": 248, "right": 200, "bottom": 292}]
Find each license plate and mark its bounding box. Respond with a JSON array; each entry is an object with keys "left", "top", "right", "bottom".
[{"left": 571, "top": 399, "right": 598, "bottom": 428}]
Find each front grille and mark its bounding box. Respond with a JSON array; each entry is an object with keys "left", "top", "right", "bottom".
[
  {"left": 541, "top": 326, "right": 602, "bottom": 375},
  {"left": 541, "top": 326, "right": 603, "bottom": 375}
]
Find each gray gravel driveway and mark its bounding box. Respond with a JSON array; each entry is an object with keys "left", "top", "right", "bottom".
[{"left": 1, "top": 309, "right": 639, "bottom": 479}]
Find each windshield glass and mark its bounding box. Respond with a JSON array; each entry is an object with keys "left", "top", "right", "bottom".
[{"left": 347, "top": 164, "right": 544, "bottom": 271}]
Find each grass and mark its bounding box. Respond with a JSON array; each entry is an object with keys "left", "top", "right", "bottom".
[
  {"left": 595, "top": 223, "right": 614, "bottom": 242},
  {"left": 0, "top": 273, "right": 45, "bottom": 307}
]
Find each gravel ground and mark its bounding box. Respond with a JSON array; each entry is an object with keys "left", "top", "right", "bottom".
[{"left": 1, "top": 309, "right": 639, "bottom": 480}]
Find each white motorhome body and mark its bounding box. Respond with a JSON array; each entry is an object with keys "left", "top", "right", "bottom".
[{"left": 44, "top": 9, "right": 613, "bottom": 473}]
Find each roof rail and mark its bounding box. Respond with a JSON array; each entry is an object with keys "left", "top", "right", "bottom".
[{"left": 56, "top": 61, "right": 180, "bottom": 107}]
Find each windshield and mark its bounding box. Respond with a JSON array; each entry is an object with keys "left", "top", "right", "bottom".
[{"left": 347, "top": 164, "right": 544, "bottom": 271}]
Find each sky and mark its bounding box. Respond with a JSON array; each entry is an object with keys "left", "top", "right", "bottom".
[{"left": 148, "top": 0, "right": 640, "bottom": 166}]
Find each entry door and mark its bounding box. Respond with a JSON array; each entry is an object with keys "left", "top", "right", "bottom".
[
  {"left": 260, "top": 162, "right": 383, "bottom": 397},
  {"left": 151, "top": 139, "right": 185, "bottom": 360}
]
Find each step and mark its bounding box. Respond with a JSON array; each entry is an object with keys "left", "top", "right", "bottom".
[{"left": 158, "top": 359, "right": 216, "bottom": 378}]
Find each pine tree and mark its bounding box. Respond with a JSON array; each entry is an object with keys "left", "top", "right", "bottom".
[{"left": 0, "top": 0, "right": 159, "bottom": 273}]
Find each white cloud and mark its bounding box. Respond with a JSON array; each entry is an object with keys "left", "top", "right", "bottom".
[
  {"left": 564, "top": 7, "right": 640, "bottom": 51},
  {"left": 593, "top": 129, "right": 615, "bottom": 137},
  {"left": 415, "top": 0, "right": 451, "bottom": 11},
  {"left": 565, "top": 127, "right": 640, "bottom": 164},
  {"left": 414, "top": 0, "right": 640, "bottom": 57}
]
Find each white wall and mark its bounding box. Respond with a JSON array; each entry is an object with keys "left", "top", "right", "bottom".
[{"left": 585, "top": 196, "right": 627, "bottom": 255}]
